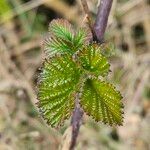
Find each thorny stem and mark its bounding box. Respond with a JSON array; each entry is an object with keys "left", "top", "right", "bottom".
[{"left": 70, "top": 0, "right": 114, "bottom": 149}]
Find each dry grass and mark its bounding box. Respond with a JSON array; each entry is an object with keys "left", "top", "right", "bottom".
[{"left": 0, "top": 0, "right": 149, "bottom": 149}]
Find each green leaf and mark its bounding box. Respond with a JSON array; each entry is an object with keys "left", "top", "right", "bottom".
[
  {"left": 44, "top": 36, "right": 74, "bottom": 56},
  {"left": 78, "top": 44, "right": 110, "bottom": 77},
  {"left": 37, "top": 54, "right": 82, "bottom": 127},
  {"left": 80, "top": 78, "right": 123, "bottom": 125},
  {"left": 73, "top": 27, "right": 92, "bottom": 49},
  {"left": 37, "top": 19, "right": 124, "bottom": 128},
  {"left": 49, "top": 19, "right": 74, "bottom": 41},
  {"left": 45, "top": 19, "right": 74, "bottom": 56},
  {"left": 44, "top": 19, "right": 92, "bottom": 57}
]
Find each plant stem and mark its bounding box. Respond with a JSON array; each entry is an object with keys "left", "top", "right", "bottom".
[
  {"left": 80, "top": 0, "right": 95, "bottom": 38},
  {"left": 94, "top": 0, "right": 113, "bottom": 43},
  {"left": 70, "top": 94, "right": 83, "bottom": 150},
  {"left": 69, "top": 0, "right": 114, "bottom": 149}
]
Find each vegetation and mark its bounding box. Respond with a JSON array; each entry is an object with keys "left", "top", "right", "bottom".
[
  {"left": 0, "top": 0, "right": 149, "bottom": 149},
  {"left": 37, "top": 19, "right": 123, "bottom": 128}
]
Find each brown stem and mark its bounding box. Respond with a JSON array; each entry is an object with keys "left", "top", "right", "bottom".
[
  {"left": 94, "top": 0, "right": 113, "bottom": 43},
  {"left": 70, "top": 94, "right": 83, "bottom": 150},
  {"left": 80, "top": 0, "right": 95, "bottom": 37}
]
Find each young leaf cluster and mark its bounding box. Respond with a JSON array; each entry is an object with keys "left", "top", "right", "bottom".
[{"left": 37, "top": 19, "right": 123, "bottom": 127}]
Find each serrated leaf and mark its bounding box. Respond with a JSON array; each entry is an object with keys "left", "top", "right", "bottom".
[
  {"left": 73, "top": 27, "right": 92, "bottom": 49},
  {"left": 80, "top": 78, "right": 123, "bottom": 125},
  {"left": 49, "top": 19, "right": 74, "bottom": 41},
  {"left": 45, "top": 19, "right": 74, "bottom": 56},
  {"left": 44, "top": 36, "right": 74, "bottom": 56},
  {"left": 37, "top": 19, "right": 124, "bottom": 128},
  {"left": 78, "top": 44, "right": 110, "bottom": 77},
  {"left": 44, "top": 19, "right": 92, "bottom": 56},
  {"left": 37, "top": 54, "right": 82, "bottom": 127}
]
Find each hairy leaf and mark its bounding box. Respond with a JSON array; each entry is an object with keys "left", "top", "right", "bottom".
[
  {"left": 73, "top": 27, "right": 92, "bottom": 49},
  {"left": 49, "top": 19, "right": 74, "bottom": 42},
  {"left": 44, "top": 36, "right": 74, "bottom": 56},
  {"left": 78, "top": 44, "right": 110, "bottom": 77},
  {"left": 44, "top": 19, "right": 91, "bottom": 56},
  {"left": 37, "top": 54, "right": 82, "bottom": 127},
  {"left": 80, "top": 78, "right": 123, "bottom": 125},
  {"left": 37, "top": 19, "right": 124, "bottom": 128}
]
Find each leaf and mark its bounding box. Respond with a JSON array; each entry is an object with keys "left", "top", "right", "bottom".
[
  {"left": 37, "top": 54, "right": 82, "bottom": 127},
  {"left": 44, "top": 19, "right": 74, "bottom": 56},
  {"left": 44, "top": 36, "right": 74, "bottom": 57},
  {"left": 77, "top": 44, "right": 110, "bottom": 77},
  {"left": 44, "top": 19, "right": 92, "bottom": 57},
  {"left": 73, "top": 27, "right": 92, "bottom": 49},
  {"left": 80, "top": 78, "right": 123, "bottom": 125},
  {"left": 49, "top": 19, "right": 74, "bottom": 42},
  {"left": 37, "top": 19, "right": 124, "bottom": 128}
]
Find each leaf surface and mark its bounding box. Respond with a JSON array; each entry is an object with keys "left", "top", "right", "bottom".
[
  {"left": 78, "top": 44, "right": 110, "bottom": 77},
  {"left": 44, "top": 19, "right": 91, "bottom": 56},
  {"left": 37, "top": 54, "right": 82, "bottom": 127},
  {"left": 80, "top": 78, "right": 123, "bottom": 125},
  {"left": 37, "top": 19, "right": 124, "bottom": 127}
]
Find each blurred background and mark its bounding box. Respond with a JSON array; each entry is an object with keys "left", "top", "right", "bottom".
[{"left": 0, "top": 0, "right": 150, "bottom": 149}]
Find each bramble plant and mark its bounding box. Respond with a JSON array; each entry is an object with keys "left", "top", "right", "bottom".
[{"left": 37, "top": 19, "right": 123, "bottom": 127}]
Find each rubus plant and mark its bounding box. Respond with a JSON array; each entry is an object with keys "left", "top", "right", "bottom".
[
  {"left": 37, "top": 19, "right": 123, "bottom": 126},
  {"left": 36, "top": 0, "right": 124, "bottom": 149}
]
